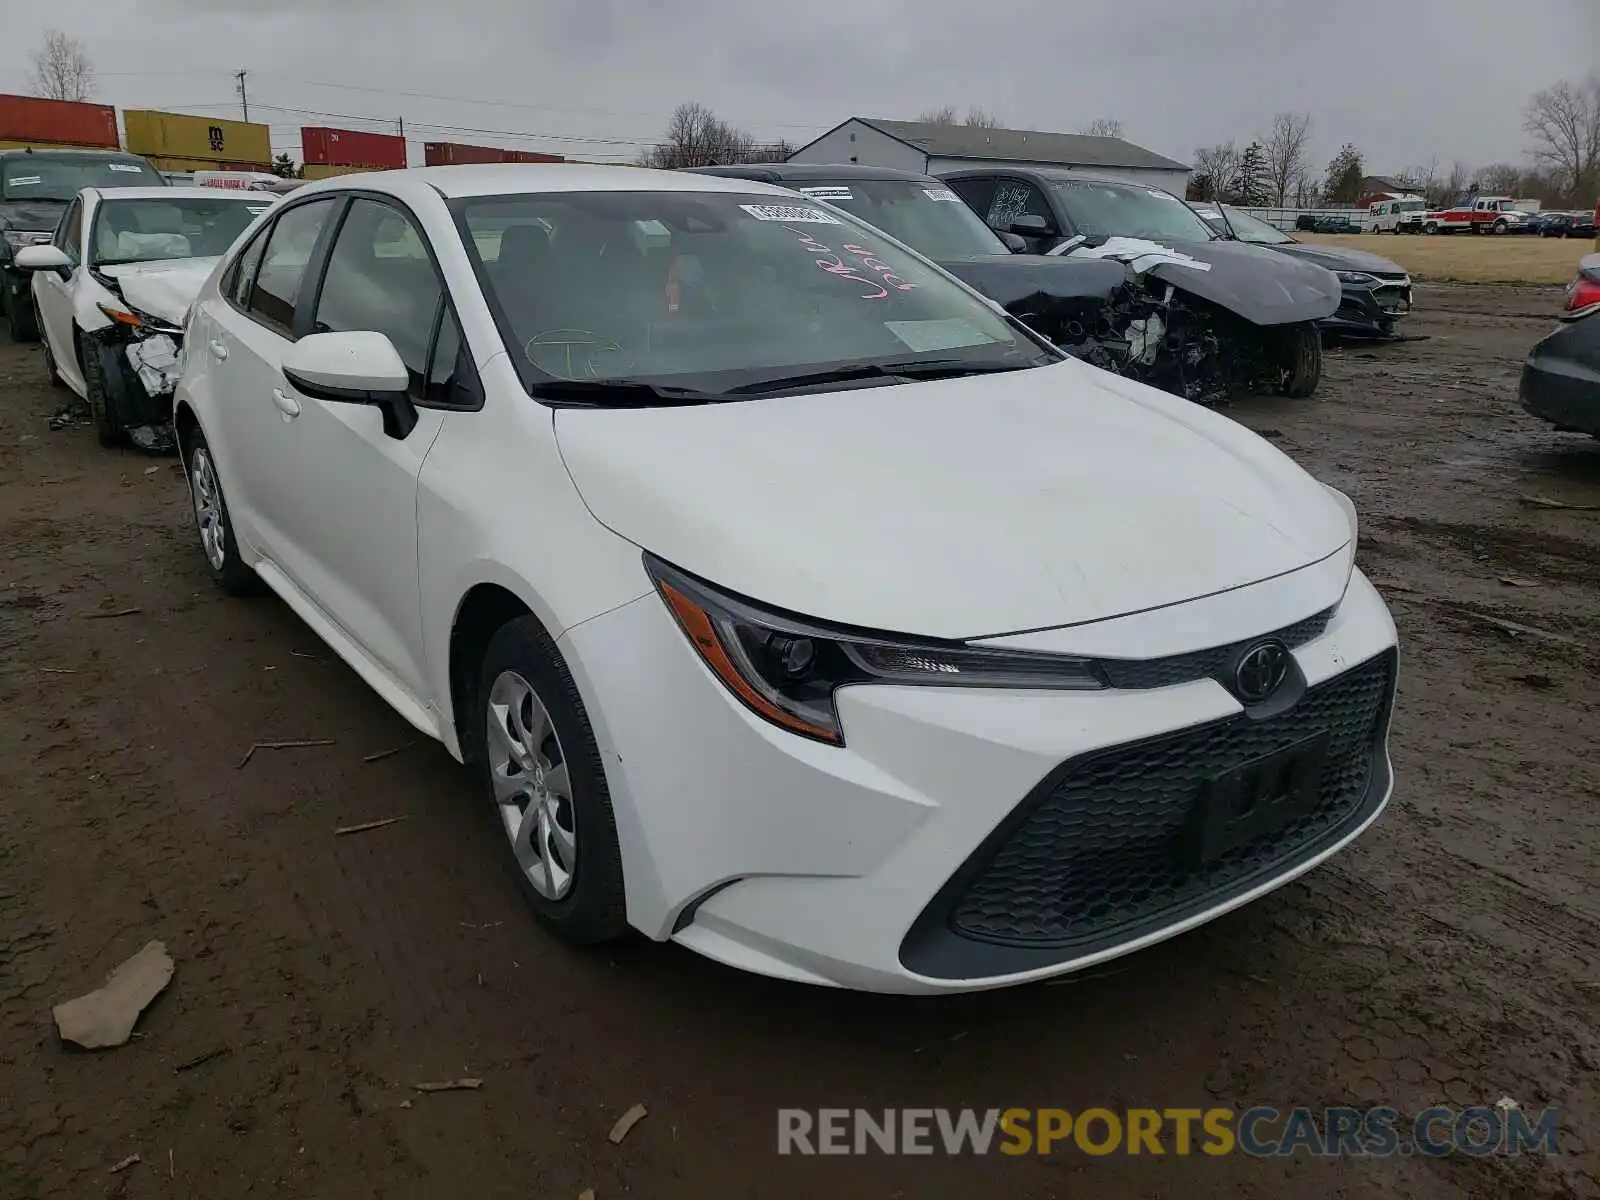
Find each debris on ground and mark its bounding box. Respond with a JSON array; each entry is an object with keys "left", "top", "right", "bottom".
[
  {"left": 1472, "top": 613, "right": 1576, "bottom": 644},
  {"left": 1514, "top": 673, "right": 1556, "bottom": 689},
  {"left": 53, "top": 941, "right": 174, "bottom": 1050},
  {"left": 412, "top": 1078, "right": 483, "bottom": 1093},
  {"left": 361, "top": 745, "right": 410, "bottom": 763},
  {"left": 1497, "top": 576, "right": 1540, "bottom": 588},
  {"left": 579, "top": 1190, "right": 596, "bottom": 1200},
  {"left": 1495, "top": 1096, "right": 1521, "bottom": 1112},
  {"left": 48, "top": 405, "right": 91, "bottom": 431},
  {"left": 174, "top": 1047, "right": 230, "bottom": 1073},
  {"left": 83, "top": 607, "right": 142, "bottom": 620},
  {"left": 334, "top": 816, "right": 408, "bottom": 837},
  {"left": 237, "top": 738, "right": 337, "bottom": 769},
  {"left": 109, "top": 1154, "right": 141, "bottom": 1174},
  {"left": 143, "top": 465, "right": 160, "bottom": 475},
  {"left": 1519, "top": 494, "right": 1600, "bottom": 512},
  {"left": 609, "top": 1103, "right": 648, "bottom": 1144}
]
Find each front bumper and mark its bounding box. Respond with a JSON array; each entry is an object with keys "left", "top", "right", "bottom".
[
  {"left": 1322, "top": 280, "right": 1413, "bottom": 335},
  {"left": 91, "top": 328, "right": 182, "bottom": 451},
  {"left": 560, "top": 568, "right": 1398, "bottom": 993}
]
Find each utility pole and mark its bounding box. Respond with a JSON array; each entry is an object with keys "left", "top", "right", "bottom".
[{"left": 236, "top": 70, "right": 250, "bottom": 122}]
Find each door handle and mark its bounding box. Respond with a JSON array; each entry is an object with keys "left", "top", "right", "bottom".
[
  {"left": 208, "top": 339, "right": 228, "bottom": 360},
  {"left": 271, "top": 389, "right": 302, "bottom": 418}
]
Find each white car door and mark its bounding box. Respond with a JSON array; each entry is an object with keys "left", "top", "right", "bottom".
[
  {"left": 264, "top": 195, "right": 455, "bottom": 699},
  {"left": 198, "top": 196, "right": 342, "bottom": 560},
  {"left": 33, "top": 194, "right": 86, "bottom": 395}
]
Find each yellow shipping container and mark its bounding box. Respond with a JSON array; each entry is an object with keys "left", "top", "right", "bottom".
[
  {"left": 300, "top": 163, "right": 388, "bottom": 181},
  {"left": 145, "top": 155, "right": 275, "bottom": 174},
  {"left": 123, "top": 110, "right": 271, "bottom": 168}
]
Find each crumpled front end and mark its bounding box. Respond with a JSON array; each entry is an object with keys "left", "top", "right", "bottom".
[{"left": 87, "top": 313, "right": 183, "bottom": 452}]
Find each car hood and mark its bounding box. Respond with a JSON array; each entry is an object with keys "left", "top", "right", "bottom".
[
  {"left": 1268, "top": 242, "right": 1406, "bottom": 276},
  {"left": 554, "top": 360, "right": 1352, "bottom": 639},
  {"left": 0, "top": 199, "right": 67, "bottom": 233},
  {"left": 99, "top": 257, "right": 220, "bottom": 326},
  {"left": 1092, "top": 237, "right": 1341, "bottom": 325}
]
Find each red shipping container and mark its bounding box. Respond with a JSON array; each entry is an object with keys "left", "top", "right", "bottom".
[
  {"left": 0, "top": 92, "right": 118, "bottom": 149},
  {"left": 301, "top": 126, "right": 406, "bottom": 170},
  {"left": 423, "top": 141, "right": 563, "bottom": 167}
]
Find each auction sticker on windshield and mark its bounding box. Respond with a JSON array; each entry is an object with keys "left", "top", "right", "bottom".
[
  {"left": 797, "top": 187, "right": 854, "bottom": 201},
  {"left": 8, "top": 176, "right": 41, "bottom": 187},
  {"left": 739, "top": 204, "right": 841, "bottom": 224},
  {"left": 923, "top": 187, "right": 962, "bottom": 202},
  {"left": 108, "top": 163, "right": 144, "bottom": 173}
]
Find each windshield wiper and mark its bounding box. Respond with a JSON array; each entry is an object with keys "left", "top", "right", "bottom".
[
  {"left": 724, "top": 358, "right": 1034, "bottom": 396},
  {"left": 531, "top": 378, "right": 725, "bottom": 408}
]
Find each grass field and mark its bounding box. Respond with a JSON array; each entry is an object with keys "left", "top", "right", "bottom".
[{"left": 1298, "top": 231, "right": 1594, "bottom": 285}]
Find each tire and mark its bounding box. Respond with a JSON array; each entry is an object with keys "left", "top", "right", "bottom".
[
  {"left": 1424, "top": 221, "right": 1439, "bottom": 235},
  {"left": 183, "top": 426, "right": 261, "bottom": 597},
  {"left": 36, "top": 302, "right": 65, "bottom": 389},
  {"left": 1281, "top": 323, "right": 1323, "bottom": 398},
  {"left": 77, "top": 331, "right": 120, "bottom": 448},
  {"left": 475, "top": 617, "right": 628, "bottom": 945},
  {"left": 1492, "top": 218, "right": 1508, "bottom": 235},
  {"left": 3, "top": 279, "right": 40, "bottom": 343}
]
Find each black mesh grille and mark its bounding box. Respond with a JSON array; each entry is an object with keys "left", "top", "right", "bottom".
[
  {"left": 1097, "top": 607, "right": 1333, "bottom": 690},
  {"left": 945, "top": 651, "right": 1393, "bottom": 951}
]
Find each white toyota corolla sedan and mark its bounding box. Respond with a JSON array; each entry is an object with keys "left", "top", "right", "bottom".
[{"left": 173, "top": 164, "right": 1398, "bottom": 994}]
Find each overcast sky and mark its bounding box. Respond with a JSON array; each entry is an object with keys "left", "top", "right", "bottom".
[{"left": 2, "top": 0, "right": 1595, "bottom": 175}]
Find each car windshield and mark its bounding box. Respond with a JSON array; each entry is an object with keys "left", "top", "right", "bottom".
[
  {"left": 1203, "top": 205, "right": 1293, "bottom": 245},
  {"left": 785, "top": 179, "right": 1009, "bottom": 260},
  {"left": 1399, "top": 200, "right": 1425, "bottom": 213},
  {"left": 1, "top": 156, "right": 164, "bottom": 201},
  {"left": 457, "top": 189, "right": 1054, "bottom": 400},
  {"left": 1047, "top": 177, "right": 1218, "bottom": 244},
  {"left": 91, "top": 196, "right": 271, "bottom": 265}
]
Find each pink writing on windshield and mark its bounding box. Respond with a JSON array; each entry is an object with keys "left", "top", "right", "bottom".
[
  {"left": 842, "top": 245, "right": 916, "bottom": 292},
  {"left": 787, "top": 228, "right": 890, "bottom": 300}
]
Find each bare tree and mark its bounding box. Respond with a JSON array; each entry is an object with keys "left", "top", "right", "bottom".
[
  {"left": 1263, "top": 111, "right": 1313, "bottom": 206},
  {"left": 635, "top": 102, "right": 761, "bottom": 169},
  {"left": 1079, "top": 117, "right": 1124, "bottom": 138},
  {"left": 30, "top": 30, "right": 94, "bottom": 102},
  {"left": 916, "top": 105, "right": 1003, "bottom": 128},
  {"left": 1523, "top": 76, "right": 1600, "bottom": 205},
  {"left": 1479, "top": 163, "right": 1522, "bottom": 195},
  {"left": 1189, "top": 141, "right": 1241, "bottom": 201},
  {"left": 1395, "top": 156, "right": 1440, "bottom": 201},
  {"left": 1440, "top": 160, "right": 1473, "bottom": 205}
]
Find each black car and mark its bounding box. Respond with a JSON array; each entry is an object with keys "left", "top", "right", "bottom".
[
  {"left": 1521, "top": 254, "right": 1600, "bottom": 437},
  {"left": 689, "top": 163, "right": 1339, "bottom": 402},
  {"left": 0, "top": 147, "right": 166, "bottom": 342},
  {"left": 1539, "top": 211, "right": 1598, "bottom": 239},
  {"left": 1294, "top": 212, "right": 1364, "bottom": 234},
  {"left": 1193, "top": 203, "right": 1412, "bottom": 337}
]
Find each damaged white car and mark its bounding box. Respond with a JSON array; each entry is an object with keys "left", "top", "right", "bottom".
[{"left": 14, "top": 187, "right": 275, "bottom": 450}]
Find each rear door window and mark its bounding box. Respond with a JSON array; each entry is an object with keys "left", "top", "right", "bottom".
[{"left": 245, "top": 197, "right": 339, "bottom": 337}]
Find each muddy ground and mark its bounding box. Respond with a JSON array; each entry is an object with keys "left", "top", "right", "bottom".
[{"left": 1, "top": 287, "right": 1597, "bottom": 1200}]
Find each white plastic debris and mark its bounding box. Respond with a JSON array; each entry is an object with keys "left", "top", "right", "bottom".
[
  {"left": 125, "top": 335, "right": 182, "bottom": 397},
  {"left": 53, "top": 940, "right": 174, "bottom": 1049},
  {"left": 1125, "top": 314, "right": 1166, "bottom": 366},
  {"left": 1068, "top": 237, "right": 1212, "bottom": 275}
]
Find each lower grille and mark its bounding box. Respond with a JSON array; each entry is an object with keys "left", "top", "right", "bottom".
[{"left": 902, "top": 650, "right": 1395, "bottom": 977}]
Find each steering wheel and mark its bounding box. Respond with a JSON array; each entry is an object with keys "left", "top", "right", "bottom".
[{"left": 524, "top": 329, "right": 635, "bottom": 381}]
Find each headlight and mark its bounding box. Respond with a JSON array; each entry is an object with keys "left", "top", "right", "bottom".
[
  {"left": 1336, "top": 271, "right": 1378, "bottom": 286},
  {"left": 2, "top": 229, "right": 54, "bottom": 252},
  {"left": 97, "top": 301, "right": 182, "bottom": 335},
  {"left": 645, "top": 555, "right": 1106, "bottom": 745}
]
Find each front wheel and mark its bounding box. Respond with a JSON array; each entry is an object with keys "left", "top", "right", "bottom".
[
  {"left": 476, "top": 617, "right": 628, "bottom": 945},
  {"left": 1280, "top": 324, "right": 1323, "bottom": 398},
  {"left": 36, "top": 301, "right": 65, "bottom": 389},
  {"left": 1424, "top": 221, "right": 1439, "bottom": 234},
  {"left": 3, "top": 280, "right": 40, "bottom": 343},
  {"left": 184, "top": 426, "right": 261, "bottom": 596},
  {"left": 77, "top": 331, "right": 120, "bottom": 448},
  {"left": 1492, "top": 218, "right": 1508, "bottom": 235}
]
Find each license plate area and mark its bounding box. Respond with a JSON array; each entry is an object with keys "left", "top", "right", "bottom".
[{"left": 1189, "top": 732, "right": 1330, "bottom": 864}]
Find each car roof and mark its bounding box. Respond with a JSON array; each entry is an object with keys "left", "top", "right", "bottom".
[
  {"left": 89, "top": 186, "right": 267, "bottom": 202},
  {"left": 940, "top": 165, "right": 1178, "bottom": 193},
  {"left": 688, "top": 162, "right": 940, "bottom": 184},
  {"left": 0, "top": 147, "right": 149, "bottom": 161},
  {"left": 284, "top": 163, "right": 800, "bottom": 203}
]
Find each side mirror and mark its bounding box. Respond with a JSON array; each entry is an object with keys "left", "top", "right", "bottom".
[
  {"left": 1007, "top": 214, "right": 1053, "bottom": 239},
  {"left": 14, "top": 243, "right": 72, "bottom": 280},
  {"left": 281, "top": 331, "right": 418, "bottom": 440},
  {"left": 999, "top": 232, "right": 1028, "bottom": 253}
]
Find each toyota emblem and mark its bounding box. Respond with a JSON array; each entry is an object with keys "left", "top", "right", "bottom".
[{"left": 1234, "top": 641, "right": 1291, "bottom": 703}]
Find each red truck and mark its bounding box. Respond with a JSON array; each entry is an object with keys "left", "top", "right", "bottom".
[{"left": 1419, "top": 195, "right": 1533, "bottom": 235}]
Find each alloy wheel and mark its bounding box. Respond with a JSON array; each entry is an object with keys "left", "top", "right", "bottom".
[
  {"left": 486, "top": 670, "right": 577, "bottom": 900},
  {"left": 190, "top": 447, "right": 227, "bottom": 571}
]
